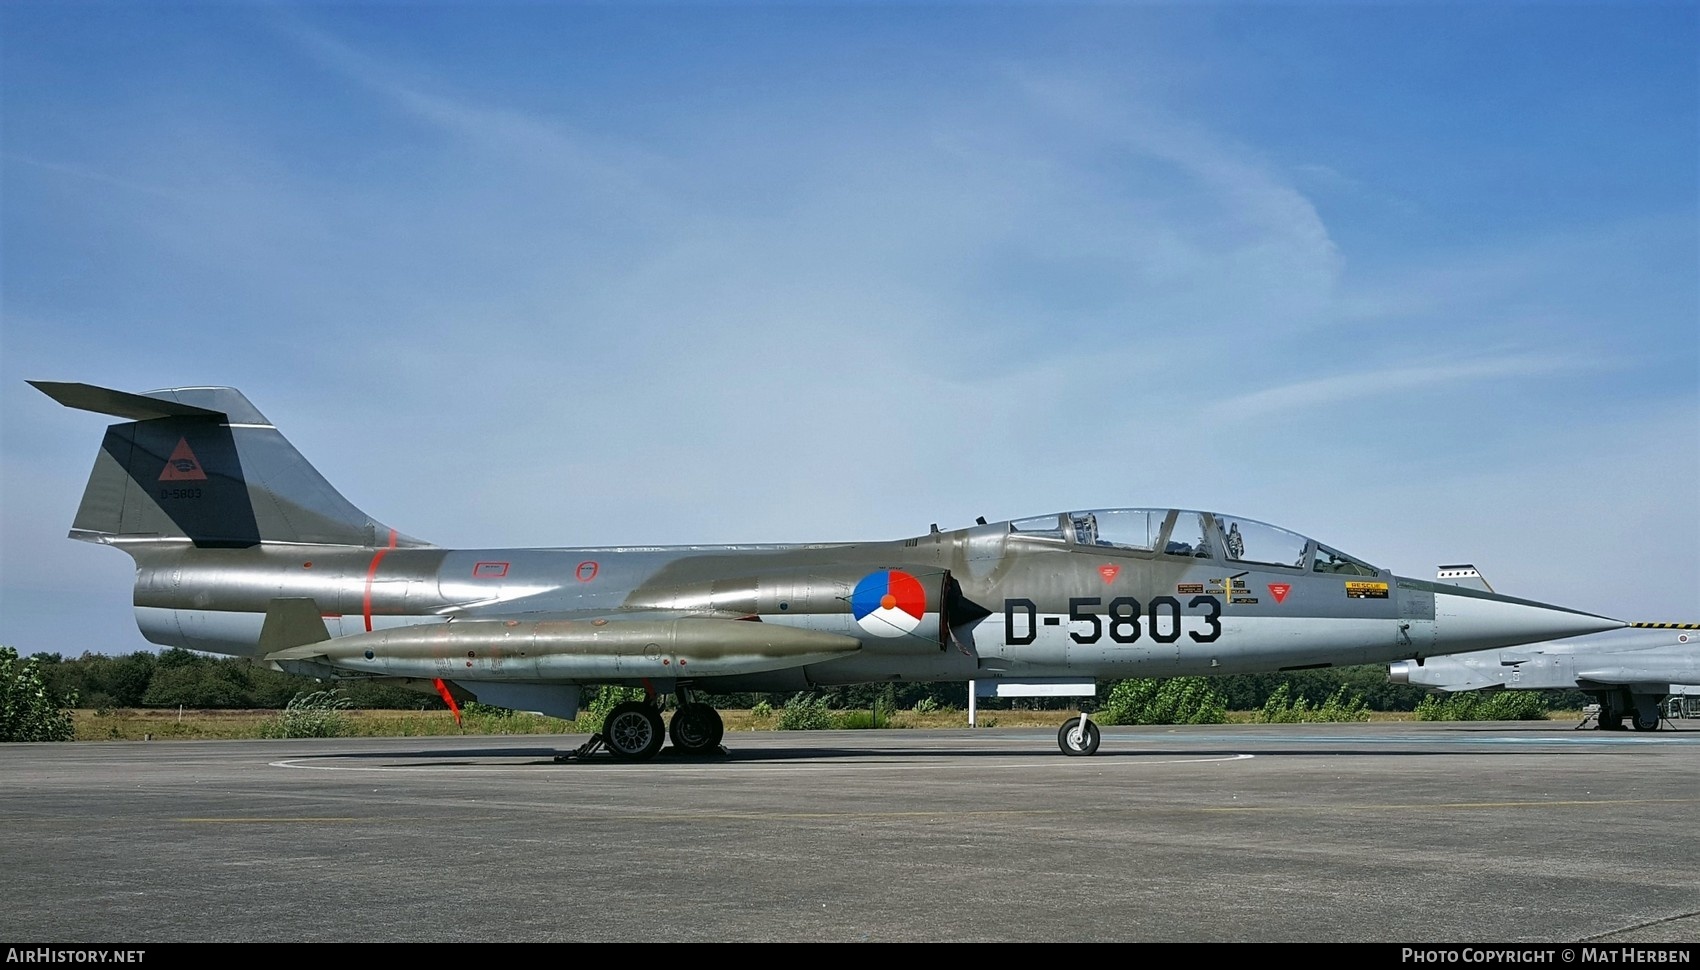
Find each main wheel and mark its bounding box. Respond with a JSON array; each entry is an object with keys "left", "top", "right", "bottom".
[
  {"left": 603, "top": 701, "right": 665, "bottom": 761},
  {"left": 668, "top": 703, "right": 725, "bottom": 755},
  {"left": 1057, "top": 716, "right": 1101, "bottom": 756},
  {"left": 1631, "top": 708, "right": 1661, "bottom": 732}
]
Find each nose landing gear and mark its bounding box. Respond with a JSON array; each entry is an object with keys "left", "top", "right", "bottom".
[{"left": 1057, "top": 713, "right": 1101, "bottom": 756}]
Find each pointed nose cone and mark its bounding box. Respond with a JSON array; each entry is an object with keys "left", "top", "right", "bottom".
[{"left": 1432, "top": 588, "right": 1624, "bottom": 654}]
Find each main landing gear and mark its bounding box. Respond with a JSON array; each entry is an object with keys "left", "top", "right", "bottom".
[
  {"left": 556, "top": 688, "right": 726, "bottom": 763},
  {"left": 1587, "top": 690, "right": 1666, "bottom": 733},
  {"left": 667, "top": 700, "right": 726, "bottom": 753}
]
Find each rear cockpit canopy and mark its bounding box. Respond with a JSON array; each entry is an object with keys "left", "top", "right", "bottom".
[{"left": 1005, "top": 508, "right": 1380, "bottom": 575}]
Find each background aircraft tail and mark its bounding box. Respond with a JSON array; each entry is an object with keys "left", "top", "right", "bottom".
[{"left": 32, "top": 381, "right": 425, "bottom": 550}]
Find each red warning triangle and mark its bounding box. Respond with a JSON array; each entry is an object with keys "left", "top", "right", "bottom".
[
  {"left": 158, "top": 437, "right": 208, "bottom": 481},
  {"left": 1268, "top": 583, "right": 1291, "bottom": 604},
  {"left": 1098, "top": 564, "right": 1120, "bottom": 584}
]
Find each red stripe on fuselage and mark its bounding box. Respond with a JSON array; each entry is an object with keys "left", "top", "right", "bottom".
[{"left": 362, "top": 529, "right": 399, "bottom": 633}]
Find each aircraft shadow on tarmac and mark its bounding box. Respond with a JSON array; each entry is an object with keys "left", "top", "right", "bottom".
[{"left": 275, "top": 729, "right": 1698, "bottom": 769}]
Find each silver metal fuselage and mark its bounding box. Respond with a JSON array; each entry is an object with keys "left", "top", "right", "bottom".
[{"left": 120, "top": 524, "right": 1619, "bottom": 694}]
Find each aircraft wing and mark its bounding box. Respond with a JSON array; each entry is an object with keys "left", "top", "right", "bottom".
[
  {"left": 1566, "top": 629, "right": 1700, "bottom": 686},
  {"left": 1574, "top": 667, "right": 1676, "bottom": 686},
  {"left": 1574, "top": 651, "right": 1700, "bottom": 688}
]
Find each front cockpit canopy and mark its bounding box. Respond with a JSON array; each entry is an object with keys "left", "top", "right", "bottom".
[{"left": 1006, "top": 508, "right": 1379, "bottom": 575}]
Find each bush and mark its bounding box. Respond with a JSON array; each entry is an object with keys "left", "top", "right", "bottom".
[
  {"left": 1098, "top": 677, "right": 1227, "bottom": 725},
  {"left": 1312, "top": 687, "right": 1371, "bottom": 721},
  {"left": 835, "top": 707, "right": 907, "bottom": 729},
  {"left": 777, "top": 693, "right": 834, "bottom": 731},
  {"left": 1253, "top": 684, "right": 1370, "bottom": 723},
  {"left": 260, "top": 689, "right": 353, "bottom": 738},
  {"left": 1414, "top": 691, "right": 1549, "bottom": 721},
  {"left": 750, "top": 700, "right": 774, "bottom": 720},
  {"left": 1205, "top": 666, "right": 1431, "bottom": 712},
  {"left": 455, "top": 701, "right": 574, "bottom": 735},
  {"left": 0, "top": 647, "right": 78, "bottom": 741},
  {"left": 835, "top": 710, "right": 878, "bottom": 730},
  {"left": 1253, "top": 684, "right": 1366, "bottom": 722}
]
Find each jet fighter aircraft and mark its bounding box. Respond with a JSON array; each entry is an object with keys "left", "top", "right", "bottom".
[
  {"left": 34, "top": 381, "right": 1626, "bottom": 758},
  {"left": 1390, "top": 625, "right": 1700, "bottom": 730}
]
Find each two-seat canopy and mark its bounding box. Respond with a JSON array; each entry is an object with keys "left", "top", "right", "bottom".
[{"left": 1002, "top": 508, "right": 1381, "bottom": 576}]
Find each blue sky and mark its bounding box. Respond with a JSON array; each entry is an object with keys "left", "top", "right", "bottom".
[{"left": 2, "top": 3, "right": 1696, "bottom": 657}]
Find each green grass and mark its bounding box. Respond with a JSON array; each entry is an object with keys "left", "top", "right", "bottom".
[{"left": 70, "top": 705, "right": 1591, "bottom": 741}]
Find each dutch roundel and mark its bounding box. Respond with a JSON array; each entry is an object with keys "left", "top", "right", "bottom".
[{"left": 850, "top": 569, "right": 927, "bottom": 638}]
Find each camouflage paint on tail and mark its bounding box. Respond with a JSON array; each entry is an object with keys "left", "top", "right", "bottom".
[{"left": 32, "top": 382, "right": 425, "bottom": 550}]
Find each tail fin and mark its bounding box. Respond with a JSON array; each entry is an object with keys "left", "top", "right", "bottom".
[
  {"left": 1435, "top": 564, "right": 1494, "bottom": 593},
  {"left": 32, "top": 381, "right": 427, "bottom": 550}
]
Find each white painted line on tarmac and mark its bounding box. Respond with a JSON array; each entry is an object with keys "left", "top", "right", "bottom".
[{"left": 268, "top": 752, "right": 1257, "bottom": 774}]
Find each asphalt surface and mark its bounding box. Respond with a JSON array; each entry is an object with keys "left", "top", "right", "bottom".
[{"left": 3, "top": 720, "right": 1697, "bottom": 943}]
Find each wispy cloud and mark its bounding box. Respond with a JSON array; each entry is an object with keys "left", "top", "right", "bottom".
[
  {"left": 1334, "top": 215, "right": 1698, "bottom": 329},
  {"left": 1010, "top": 72, "right": 1343, "bottom": 336},
  {"left": 1204, "top": 352, "right": 1605, "bottom": 420},
  {"left": 282, "top": 20, "right": 663, "bottom": 197}
]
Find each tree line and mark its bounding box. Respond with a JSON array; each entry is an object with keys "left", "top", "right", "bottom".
[{"left": 23, "top": 646, "right": 1591, "bottom": 713}]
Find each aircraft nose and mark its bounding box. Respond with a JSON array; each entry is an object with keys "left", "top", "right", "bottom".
[{"left": 1431, "top": 588, "right": 1623, "bottom": 654}]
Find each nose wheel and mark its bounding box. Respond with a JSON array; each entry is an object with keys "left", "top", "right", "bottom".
[{"left": 1057, "top": 714, "right": 1100, "bottom": 756}]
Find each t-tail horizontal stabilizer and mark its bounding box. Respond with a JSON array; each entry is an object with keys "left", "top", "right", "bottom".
[{"left": 33, "top": 380, "right": 421, "bottom": 550}]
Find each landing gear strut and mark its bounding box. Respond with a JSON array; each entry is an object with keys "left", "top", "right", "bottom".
[{"left": 1592, "top": 690, "right": 1666, "bottom": 732}]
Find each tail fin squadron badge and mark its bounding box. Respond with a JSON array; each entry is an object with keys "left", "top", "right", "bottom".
[{"left": 158, "top": 437, "right": 208, "bottom": 481}]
